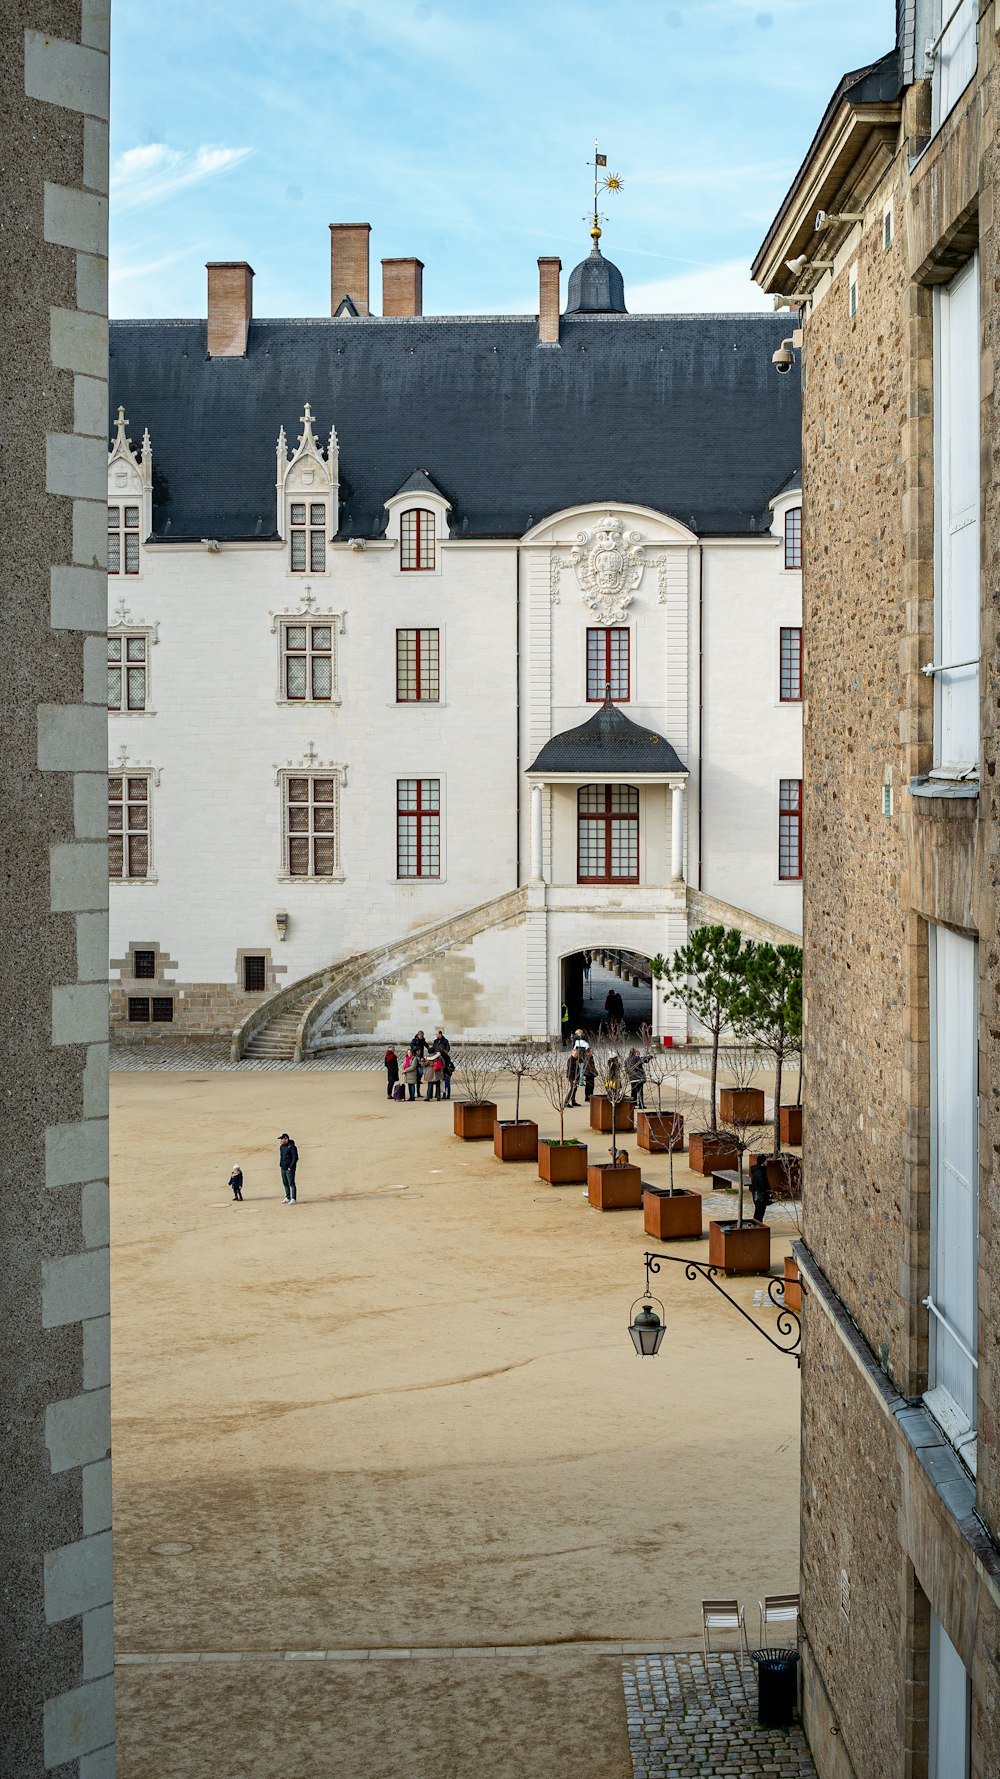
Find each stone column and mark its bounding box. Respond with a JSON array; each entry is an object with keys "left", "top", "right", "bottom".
[
  {"left": 670, "top": 783, "right": 685, "bottom": 883},
  {"left": 530, "top": 783, "right": 545, "bottom": 882},
  {"left": 4, "top": 9, "right": 114, "bottom": 1775}
]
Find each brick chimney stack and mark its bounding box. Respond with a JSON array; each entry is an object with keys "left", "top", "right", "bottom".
[
  {"left": 382, "top": 257, "right": 424, "bottom": 317},
  {"left": 206, "top": 261, "right": 254, "bottom": 357},
  {"left": 538, "top": 256, "right": 561, "bottom": 345},
  {"left": 330, "top": 223, "right": 371, "bottom": 316}
]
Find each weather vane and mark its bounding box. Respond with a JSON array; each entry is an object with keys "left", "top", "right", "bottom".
[{"left": 587, "top": 140, "right": 623, "bottom": 246}]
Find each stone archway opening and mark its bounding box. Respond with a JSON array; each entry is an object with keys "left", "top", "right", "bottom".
[{"left": 561, "top": 947, "right": 654, "bottom": 1037}]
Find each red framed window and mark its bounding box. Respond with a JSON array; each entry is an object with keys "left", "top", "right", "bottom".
[
  {"left": 108, "top": 504, "right": 140, "bottom": 575},
  {"left": 586, "top": 627, "right": 630, "bottom": 701},
  {"left": 286, "top": 776, "right": 337, "bottom": 877},
  {"left": 577, "top": 784, "right": 639, "bottom": 884},
  {"left": 400, "top": 508, "right": 435, "bottom": 570},
  {"left": 779, "top": 779, "right": 803, "bottom": 880},
  {"left": 397, "top": 778, "right": 440, "bottom": 878},
  {"left": 283, "top": 623, "right": 333, "bottom": 699},
  {"left": 290, "top": 502, "right": 326, "bottom": 573},
  {"left": 109, "top": 774, "right": 150, "bottom": 880},
  {"left": 784, "top": 506, "right": 802, "bottom": 570},
  {"left": 396, "top": 629, "right": 440, "bottom": 701},
  {"left": 779, "top": 627, "right": 802, "bottom": 702}
]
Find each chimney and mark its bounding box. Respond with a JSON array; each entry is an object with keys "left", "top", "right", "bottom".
[
  {"left": 538, "top": 256, "right": 561, "bottom": 345},
  {"left": 381, "top": 257, "right": 424, "bottom": 317},
  {"left": 330, "top": 223, "right": 371, "bottom": 316},
  {"left": 206, "top": 261, "right": 254, "bottom": 357}
]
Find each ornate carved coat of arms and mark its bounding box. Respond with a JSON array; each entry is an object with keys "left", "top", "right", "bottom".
[{"left": 570, "top": 515, "right": 645, "bottom": 623}]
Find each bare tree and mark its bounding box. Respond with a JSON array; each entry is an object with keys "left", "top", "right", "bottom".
[
  {"left": 530, "top": 1047, "right": 575, "bottom": 1144},
  {"left": 713, "top": 1039, "right": 769, "bottom": 1228},
  {"left": 454, "top": 1051, "right": 497, "bottom": 1108},
  {"left": 495, "top": 1037, "right": 539, "bottom": 1124},
  {"left": 589, "top": 1023, "right": 634, "bottom": 1164}
]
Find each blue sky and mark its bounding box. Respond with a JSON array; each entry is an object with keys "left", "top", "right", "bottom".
[{"left": 110, "top": 0, "right": 895, "bottom": 319}]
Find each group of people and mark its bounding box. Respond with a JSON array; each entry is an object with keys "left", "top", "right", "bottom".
[
  {"left": 228, "top": 1133, "right": 299, "bottom": 1204},
  {"left": 562, "top": 1030, "right": 648, "bottom": 1109},
  {"left": 384, "top": 1029, "right": 454, "bottom": 1101}
]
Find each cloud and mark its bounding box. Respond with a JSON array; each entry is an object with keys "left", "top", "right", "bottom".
[
  {"left": 109, "top": 248, "right": 199, "bottom": 317},
  {"left": 110, "top": 143, "right": 253, "bottom": 214},
  {"left": 628, "top": 259, "right": 774, "bottom": 314}
]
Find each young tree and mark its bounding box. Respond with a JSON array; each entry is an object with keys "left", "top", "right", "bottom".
[
  {"left": 454, "top": 1051, "right": 497, "bottom": 1108},
  {"left": 737, "top": 942, "right": 803, "bottom": 1155},
  {"left": 589, "top": 1024, "right": 634, "bottom": 1164},
  {"left": 495, "top": 1038, "right": 538, "bottom": 1124},
  {"left": 530, "top": 1047, "right": 575, "bottom": 1144},
  {"left": 650, "top": 926, "right": 752, "bottom": 1131},
  {"left": 713, "top": 1038, "right": 769, "bottom": 1228}
]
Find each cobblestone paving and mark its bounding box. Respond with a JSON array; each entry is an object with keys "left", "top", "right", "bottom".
[{"left": 623, "top": 1653, "right": 816, "bottom": 1778}]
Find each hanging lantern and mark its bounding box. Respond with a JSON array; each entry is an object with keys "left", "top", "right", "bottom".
[{"left": 628, "top": 1297, "right": 666, "bottom": 1357}]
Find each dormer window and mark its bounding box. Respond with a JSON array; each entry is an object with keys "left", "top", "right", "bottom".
[
  {"left": 400, "top": 508, "right": 435, "bottom": 571},
  {"left": 290, "top": 502, "right": 326, "bottom": 573},
  {"left": 109, "top": 504, "right": 140, "bottom": 575}
]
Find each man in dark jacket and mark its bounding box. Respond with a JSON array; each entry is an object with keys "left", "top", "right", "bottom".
[
  {"left": 749, "top": 1157, "right": 771, "bottom": 1227},
  {"left": 431, "top": 1029, "right": 453, "bottom": 1099},
  {"left": 279, "top": 1133, "right": 299, "bottom": 1204}
]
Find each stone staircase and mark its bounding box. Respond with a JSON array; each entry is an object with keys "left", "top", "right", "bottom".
[{"left": 231, "top": 886, "right": 528, "bottom": 1063}]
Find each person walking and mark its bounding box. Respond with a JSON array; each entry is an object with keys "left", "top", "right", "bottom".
[
  {"left": 749, "top": 1157, "right": 772, "bottom": 1227},
  {"left": 228, "top": 1164, "right": 243, "bottom": 1202},
  {"left": 582, "top": 1047, "right": 597, "bottom": 1103},
  {"left": 427, "top": 1051, "right": 445, "bottom": 1101},
  {"left": 384, "top": 1046, "right": 399, "bottom": 1099},
  {"left": 402, "top": 1049, "right": 420, "bottom": 1101},
  {"left": 278, "top": 1133, "right": 298, "bottom": 1205},
  {"left": 626, "top": 1047, "right": 646, "bottom": 1109},
  {"left": 564, "top": 1049, "right": 580, "bottom": 1108},
  {"left": 582, "top": 951, "right": 592, "bottom": 985}
]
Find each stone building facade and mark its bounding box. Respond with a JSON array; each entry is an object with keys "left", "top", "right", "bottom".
[
  {"left": 1, "top": 7, "right": 114, "bottom": 1777},
  {"left": 754, "top": 5, "right": 1000, "bottom": 1775}
]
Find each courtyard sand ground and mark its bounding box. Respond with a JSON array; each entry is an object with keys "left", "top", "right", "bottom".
[{"left": 110, "top": 1067, "right": 801, "bottom": 1778}]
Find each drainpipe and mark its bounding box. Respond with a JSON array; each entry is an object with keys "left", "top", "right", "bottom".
[
  {"left": 516, "top": 545, "right": 522, "bottom": 887},
  {"left": 697, "top": 543, "right": 704, "bottom": 890}
]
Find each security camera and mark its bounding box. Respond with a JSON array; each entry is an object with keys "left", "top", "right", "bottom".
[
  {"left": 785, "top": 253, "right": 808, "bottom": 276},
  {"left": 772, "top": 343, "right": 795, "bottom": 374},
  {"left": 814, "top": 210, "right": 829, "bottom": 232}
]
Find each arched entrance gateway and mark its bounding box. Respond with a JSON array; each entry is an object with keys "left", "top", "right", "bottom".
[{"left": 561, "top": 947, "right": 654, "bottom": 1035}]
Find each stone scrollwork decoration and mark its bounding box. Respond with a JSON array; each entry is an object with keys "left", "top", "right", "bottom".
[{"left": 571, "top": 515, "right": 645, "bottom": 624}]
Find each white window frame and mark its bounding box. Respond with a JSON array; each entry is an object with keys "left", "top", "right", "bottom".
[
  {"left": 288, "top": 499, "right": 329, "bottom": 575},
  {"left": 271, "top": 603, "right": 343, "bottom": 706},
  {"left": 848, "top": 265, "right": 858, "bottom": 319},
  {"left": 276, "top": 762, "right": 347, "bottom": 883},
  {"left": 925, "top": 923, "right": 979, "bottom": 1467},
  {"left": 931, "top": 255, "right": 980, "bottom": 778},
  {"left": 929, "top": 1611, "right": 971, "bottom": 1779},
  {"left": 108, "top": 766, "right": 159, "bottom": 885},
  {"left": 107, "top": 626, "right": 156, "bottom": 715},
  {"left": 927, "top": 0, "right": 977, "bottom": 135},
  {"left": 108, "top": 501, "right": 142, "bottom": 577}
]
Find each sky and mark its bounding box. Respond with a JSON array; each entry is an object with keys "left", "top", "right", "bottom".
[{"left": 109, "top": 0, "right": 896, "bottom": 320}]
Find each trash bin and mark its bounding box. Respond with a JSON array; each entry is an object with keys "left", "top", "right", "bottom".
[{"left": 750, "top": 1647, "right": 799, "bottom": 1727}]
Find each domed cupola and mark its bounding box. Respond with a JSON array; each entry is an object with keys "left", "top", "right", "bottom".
[{"left": 565, "top": 242, "right": 627, "bottom": 315}]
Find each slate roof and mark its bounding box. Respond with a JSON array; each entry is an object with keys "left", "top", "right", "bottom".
[
  {"left": 109, "top": 311, "right": 802, "bottom": 542},
  {"left": 565, "top": 246, "right": 627, "bottom": 314},
  {"left": 390, "top": 467, "right": 450, "bottom": 502},
  {"left": 527, "top": 699, "right": 687, "bottom": 776},
  {"left": 771, "top": 468, "right": 802, "bottom": 500}
]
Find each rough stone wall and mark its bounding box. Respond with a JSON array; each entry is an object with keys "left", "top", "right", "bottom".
[
  {"left": 0, "top": 7, "right": 114, "bottom": 1775},
  {"left": 800, "top": 156, "right": 912, "bottom": 1381}
]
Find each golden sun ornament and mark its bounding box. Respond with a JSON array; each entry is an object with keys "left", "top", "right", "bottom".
[{"left": 601, "top": 173, "right": 624, "bottom": 193}]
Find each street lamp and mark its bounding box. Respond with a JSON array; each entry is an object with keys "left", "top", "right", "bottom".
[{"left": 628, "top": 1251, "right": 802, "bottom": 1366}]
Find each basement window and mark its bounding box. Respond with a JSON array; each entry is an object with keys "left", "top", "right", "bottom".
[{"left": 243, "top": 955, "right": 267, "bottom": 992}]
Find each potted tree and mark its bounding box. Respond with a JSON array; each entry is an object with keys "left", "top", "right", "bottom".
[
  {"left": 586, "top": 1036, "right": 643, "bottom": 1210},
  {"left": 739, "top": 942, "right": 803, "bottom": 1159},
  {"left": 638, "top": 1036, "right": 689, "bottom": 1153},
  {"left": 452, "top": 1053, "right": 498, "bottom": 1141},
  {"left": 651, "top": 926, "right": 751, "bottom": 1175},
  {"left": 531, "top": 1049, "right": 588, "bottom": 1184},
  {"left": 589, "top": 1020, "right": 635, "bottom": 1135},
  {"left": 642, "top": 1071, "right": 704, "bottom": 1241},
  {"left": 706, "top": 1040, "right": 772, "bottom": 1274},
  {"left": 494, "top": 1038, "right": 539, "bottom": 1161}
]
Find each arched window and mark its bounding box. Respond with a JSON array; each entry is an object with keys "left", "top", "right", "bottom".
[
  {"left": 400, "top": 507, "right": 435, "bottom": 570},
  {"left": 577, "top": 785, "right": 639, "bottom": 885},
  {"left": 784, "top": 505, "right": 802, "bottom": 570}
]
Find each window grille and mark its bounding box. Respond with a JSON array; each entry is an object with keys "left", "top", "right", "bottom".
[
  {"left": 400, "top": 508, "right": 435, "bottom": 570},
  {"left": 243, "top": 955, "right": 267, "bottom": 992},
  {"left": 133, "top": 949, "right": 156, "bottom": 979},
  {"left": 108, "top": 504, "right": 140, "bottom": 575},
  {"left": 779, "top": 627, "right": 802, "bottom": 701},
  {"left": 285, "top": 776, "right": 337, "bottom": 877},
  {"left": 289, "top": 502, "right": 326, "bottom": 573},
  {"left": 128, "top": 997, "right": 150, "bottom": 1022},
  {"left": 283, "top": 623, "right": 333, "bottom": 700},
  {"left": 396, "top": 629, "right": 440, "bottom": 701},
  {"left": 108, "top": 632, "right": 147, "bottom": 711},
  {"left": 151, "top": 997, "right": 174, "bottom": 1023},
  {"left": 577, "top": 784, "right": 639, "bottom": 884},
  {"left": 397, "top": 778, "right": 441, "bottom": 877},
  {"left": 784, "top": 507, "right": 802, "bottom": 570},
  {"left": 778, "top": 779, "right": 802, "bottom": 881},
  {"left": 109, "top": 774, "right": 150, "bottom": 880},
  {"left": 586, "top": 628, "right": 630, "bottom": 701}
]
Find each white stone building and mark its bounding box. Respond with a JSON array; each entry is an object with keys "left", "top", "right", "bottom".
[{"left": 107, "top": 227, "right": 802, "bottom": 1054}]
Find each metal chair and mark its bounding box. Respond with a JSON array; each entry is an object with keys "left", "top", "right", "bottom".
[
  {"left": 758, "top": 1592, "right": 799, "bottom": 1645},
  {"left": 701, "top": 1598, "right": 749, "bottom": 1659}
]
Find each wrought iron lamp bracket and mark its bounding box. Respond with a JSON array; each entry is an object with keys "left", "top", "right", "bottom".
[{"left": 643, "top": 1250, "right": 802, "bottom": 1366}]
